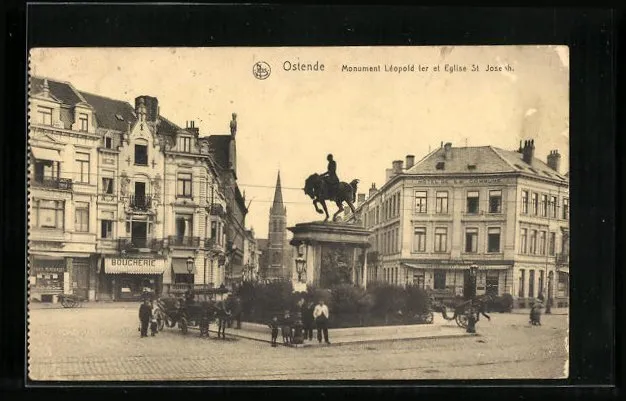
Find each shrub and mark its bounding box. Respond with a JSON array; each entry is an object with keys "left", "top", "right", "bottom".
[
  {"left": 404, "top": 284, "right": 430, "bottom": 316},
  {"left": 330, "top": 284, "right": 365, "bottom": 315},
  {"left": 368, "top": 282, "right": 407, "bottom": 322}
]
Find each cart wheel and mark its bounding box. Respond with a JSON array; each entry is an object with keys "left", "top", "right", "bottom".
[
  {"left": 456, "top": 313, "right": 469, "bottom": 328},
  {"left": 61, "top": 298, "right": 70, "bottom": 308},
  {"left": 157, "top": 314, "right": 165, "bottom": 331},
  {"left": 166, "top": 318, "right": 176, "bottom": 328},
  {"left": 180, "top": 318, "right": 188, "bottom": 334},
  {"left": 425, "top": 312, "right": 434, "bottom": 324}
]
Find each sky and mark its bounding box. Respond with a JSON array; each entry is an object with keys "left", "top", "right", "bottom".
[{"left": 30, "top": 46, "right": 569, "bottom": 239}]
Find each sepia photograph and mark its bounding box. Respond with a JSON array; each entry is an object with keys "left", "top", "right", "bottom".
[{"left": 27, "top": 46, "right": 569, "bottom": 381}]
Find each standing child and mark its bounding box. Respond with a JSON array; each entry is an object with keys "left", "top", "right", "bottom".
[
  {"left": 150, "top": 301, "right": 158, "bottom": 336},
  {"left": 280, "top": 310, "right": 293, "bottom": 345},
  {"left": 268, "top": 316, "right": 279, "bottom": 347}
]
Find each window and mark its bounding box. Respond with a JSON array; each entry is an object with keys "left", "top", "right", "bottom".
[
  {"left": 175, "top": 214, "right": 193, "bottom": 238},
  {"left": 101, "top": 220, "right": 113, "bottom": 238},
  {"left": 32, "top": 200, "right": 64, "bottom": 229},
  {"left": 541, "top": 194, "right": 548, "bottom": 217},
  {"left": 179, "top": 136, "right": 192, "bottom": 153},
  {"left": 528, "top": 270, "right": 535, "bottom": 298},
  {"left": 434, "top": 227, "right": 448, "bottom": 253},
  {"left": 177, "top": 173, "right": 193, "bottom": 198},
  {"left": 436, "top": 191, "right": 448, "bottom": 214},
  {"left": 465, "top": 228, "right": 478, "bottom": 253},
  {"left": 520, "top": 228, "right": 528, "bottom": 254},
  {"left": 487, "top": 227, "right": 501, "bottom": 253},
  {"left": 518, "top": 269, "right": 525, "bottom": 297},
  {"left": 466, "top": 191, "right": 479, "bottom": 213},
  {"left": 134, "top": 144, "right": 148, "bottom": 166},
  {"left": 74, "top": 202, "right": 89, "bottom": 232},
  {"left": 433, "top": 270, "right": 446, "bottom": 290},
  {"left": 413, "top": 227, "right": 426, "bottom": 252},
  {"left": 75, "top": 152, "right": 90, "bottom": 183},
  {"left": 396, "top": 193, "right": 401, "bottom": 217},
  {"left": 539, "top": 231, "right": 546, "bottom": 255},
  {"left": 529, "top": 230, "right": 537, "bottom": 254},
  {"left": 489, "top": 190, "right": 502, "bottom": 213},
  {"left": 521, "top": 190, "right": 529, "bottom": 214},
  {"left": 413, "top": 272, "right": 425, "bottom": 289},
  {"left": 79, "top": 113, "right": 88, "bottom": 131},
  {"left": 37, "top": 106, "right": 52, "bottom": 126},
  {"left": 395, "top": 228, "right": 400, "bottom": 253},
  {"left": 563, "top": 198, "right": 569, "bottom": 220},
  {"left": 549, "top": 232, "right": 556, "bottom": 255},
  {"left": 531, "top": 193, "right": 538, "bottom": 215},
  {"left": 414, "top": 191, "right": 427, "bottom": 213},
  {"left": 102, "top": 177, "right": 114, "bottom": 194},
  {"left": 538, "top": 271, "right": 544, "bottom": 298},
  {"left": 105, "top": 137, "right": 112, "bottom": 149},
  {"left": 551, "top": 196, "right": 558, "bottom": 218},
  {"left": 436, "top": 162, "right": 445, "bottom": 170}
]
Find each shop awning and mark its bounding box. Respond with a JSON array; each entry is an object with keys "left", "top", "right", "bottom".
[
  {"left": 31, "top": 147, "right": 61, "bottom": 162},
  {"left": 557, "top": 267, "right": 570, "bottom": 274},
  {"left": 402, "top": 262, "right": 510, "bottom": 271},
  {"left": 171, "top": 258, "right": 195, "bottom": 275},
  {"left": 104, "top": 258, "right": 166, "bottom": 275}
]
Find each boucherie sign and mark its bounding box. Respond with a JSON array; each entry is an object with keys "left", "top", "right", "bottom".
[{"left": 104, "top": 258, "right": 166, "bottom": 274}]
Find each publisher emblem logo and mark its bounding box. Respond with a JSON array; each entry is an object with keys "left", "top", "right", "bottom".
[{"left": 253, "top": 61, "right": 271, "bottom": 80}]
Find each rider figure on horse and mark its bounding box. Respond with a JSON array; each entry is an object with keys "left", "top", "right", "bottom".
[{"left": 320, "top": 154, "right": 340, "bottom": 199}]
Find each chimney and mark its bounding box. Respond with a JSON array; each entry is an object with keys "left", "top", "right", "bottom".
[
  {"left": 357, "top": 193, "right": 366, "bottom": 204},
  {"left": 369, "top": 183, "right": 377, "bottom": 198},
  {"left": 444, "top": 142, "right": 452, "bottom": 160},
  {"left": 392, "top": 160, "right": 404, "bottom": 174},
  {"left": 385, "top": 168, "right": 394, "bottom": 182},
  {"left": 135, "top": 96, "right": 159, "bottom": 122},
  {"left": 405, "top": 155, "right": 415, "bottom": 169},
  {"left": 518, "top": 140, "right": 523, "bottom": 153},
  {"left": 187, "top": 120, "right": 200, "bottom": 135},
  {"left": 42, "top": 79, "right": 50, "bottom": 97},
  {"left": 546, "top": 150, "right": 561, "bottom": 172},
  {"left": 522, "top": 139, "right": 535, "bottom": 164}
]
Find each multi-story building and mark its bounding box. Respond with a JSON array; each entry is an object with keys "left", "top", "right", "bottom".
[
  {"left": 28, "top": 78, "right": 100, "bottom": 302},
  {"left": 347, "top": 140, "right": 569, "bottom": 308},
  {"left": 243, "top": 228, "right": 260, "bottom": 281},
  {"left": 28, "top": 76, "right": 249, "bottom": 302}
]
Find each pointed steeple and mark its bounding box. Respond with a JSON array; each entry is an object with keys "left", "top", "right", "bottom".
[{"left": 271, "top": 171, "right": 284, "bottom": 214}]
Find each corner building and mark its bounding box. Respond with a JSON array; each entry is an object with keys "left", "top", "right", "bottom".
[{"left": 349, "top": 141, "right": 569, "bottom": 308}]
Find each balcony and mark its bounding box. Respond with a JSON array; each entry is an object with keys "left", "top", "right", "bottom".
[
  {"left": 556, "top": 253, "right": 569, "bottom": 265},
  {"left": 129, "top": 194, "right": 152, "bottom": 211},
  {"left": 118, "top": 237, "right": 163, "bottom": 252},
  {"left": 168, "top": 236, "right": 201, "bottom": 248},
  {"left": 204, "top": 237, "right": 223, "bottom": 251},
  {"left": 31, "top": 177, "right": 73, "bottom": 191},
  {"left": 208, "top": 203, "right": 225, "bottom": 216}
]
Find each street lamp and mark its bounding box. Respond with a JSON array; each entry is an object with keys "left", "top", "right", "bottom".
[
  {"left": 186, "top": 256, "right": 195, "bottom": 292},
  {"left": 466, "top": 264, "right": 479, "bottom": 334},
  {"left": 295, "top": 255, "right": 307, "bottom": 283},
  {"left": 546, "top": 271, "right": 554, "bottom": 314}
]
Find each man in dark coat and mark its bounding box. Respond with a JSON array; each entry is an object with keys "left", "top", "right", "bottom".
[
  {"left": 301, "top": 301, "right": 315, "bottom": 341},
  {"left": 138, "top": 299, "right": 152, "bottom": 338},
  {"left": 320, "top": 154, "right": 339, "bottom": 199},
  {"left": 231, "top": 296, "right": 243, "bottom": 329}
]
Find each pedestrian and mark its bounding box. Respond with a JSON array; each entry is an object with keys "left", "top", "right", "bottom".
[
  {"left": 232, "top": 296, "right": 243, "bottom": 329},
  {"left": 268, "top": 315, "right": 280, "bottom": 347},
  {"left": 530, "top": 300, "right": 542, "bottom": 326},
  {"left": 150, "top": 301, "right": 159, "bottom": 336},
  {"left": 199, "top": 302, "right": 212, "bottom": 338},
  {"left": 138, "top": 299, "right": 151, "bottom": 338},
  {"left": 301, "top": 300, "right": 315, "bottom": 341},
  {"left": 280, "top": 310, "right": 293, "bottom": 345},
  {"left": 216, "top": 300, "right": 231, "bottom": 339},
  {"left": 313, "top": 299, "right": 331, "bottom": 345}
]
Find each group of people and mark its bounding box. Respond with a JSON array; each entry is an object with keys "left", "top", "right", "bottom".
[
  {"left": 268, "top": 299, "right": 331, "bottom": 347},
  {"left": 138, "top": 299, "right": 160, "bottom": 338}
]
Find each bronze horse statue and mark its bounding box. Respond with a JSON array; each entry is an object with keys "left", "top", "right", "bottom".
[{"left": 304, "top": 174, "right": 359, "bottom": 222}]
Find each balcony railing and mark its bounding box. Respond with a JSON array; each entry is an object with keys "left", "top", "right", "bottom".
[
  {"left": 204, "top": 237, "right": 223, "bottom": 251},
  {"left": 556, "top": 253, "right": 569, "bottom": 265},
  {"left": 208, "top": 203, "right": 225, "bottom": 216},
  {"left": 118, "top": 237, "right": 163, "bottom": 252},
  {"left": 129, "top": 194, "right": 152, "bottom": 211},
  {"left": 168, "top": 236, "right": 201, "bottom": 248},
  {"left": 31, "top": 177, "right": 73, "bottom": 191}
]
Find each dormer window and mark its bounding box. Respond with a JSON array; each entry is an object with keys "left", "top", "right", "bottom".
[
  {"left": 105, "top": 136, "right": 112, "bottom": 149},
  {"left": 436, "top": 162, "right": 445, "bottom": 170},
  {"left": 79, "top": 113, "right": 88, "bottom": 131},
  {"left": 37, "top": 106, "right": 53, "bottom": 126},
  {"left": 178, "top": 136, "right": 192, "bottom": 153}
]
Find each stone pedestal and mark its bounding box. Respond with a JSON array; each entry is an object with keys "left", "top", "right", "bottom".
[{"left": 288, "top": 221, "right": 371, "bottom": 289}]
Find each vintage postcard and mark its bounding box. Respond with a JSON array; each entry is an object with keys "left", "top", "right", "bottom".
[{"left": 27, "top": 46, "right": 569, "bottom": 381}]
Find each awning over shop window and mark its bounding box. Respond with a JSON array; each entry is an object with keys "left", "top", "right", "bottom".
[
  {"left": 402, "top": 262, "right": 510, "bottom": 271},
  {"left": 104, "top": 258, "right": 166, "bottom": 275},
  {"left": 31, "top": 147, "right": 61, "bottom": 162},
  {"left": 557, "top": 267, "right": 569, "bottom": 274},
  {"left": 172, "top": 258, "right": 195, "bottom": 275}
]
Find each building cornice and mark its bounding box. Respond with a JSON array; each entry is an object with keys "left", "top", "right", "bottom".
[{"left": 30, "top": 124, "right": 100, "bottom": 141}]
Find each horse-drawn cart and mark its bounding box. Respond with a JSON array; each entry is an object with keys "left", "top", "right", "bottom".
[
  {"left": 57, "top": 294, "right": 85, "bottom": 308},
  {"left": 156, "top": 287, "right": 230, "bottom": 335}
]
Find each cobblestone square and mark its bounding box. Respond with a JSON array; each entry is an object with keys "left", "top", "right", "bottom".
[{"left": 28, "top": 304, "right": 568, "bottom": 381}]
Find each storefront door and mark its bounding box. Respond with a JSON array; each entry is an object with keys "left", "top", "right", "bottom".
[{"left": 486, "top": 271, "right": 499, "bottom": 296}]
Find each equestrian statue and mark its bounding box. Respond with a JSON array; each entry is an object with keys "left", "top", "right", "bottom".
[{"left": 304, "top": 154, "right": 359, "bottom": 222}]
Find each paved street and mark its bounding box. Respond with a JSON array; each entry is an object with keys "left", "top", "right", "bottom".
[{"left": 28, "top": 304, "right": 568, "bottom": 381}]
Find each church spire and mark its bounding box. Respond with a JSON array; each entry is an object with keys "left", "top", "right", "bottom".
[{"left": 271, "top": 171, "right": 284, "bottom": 214}]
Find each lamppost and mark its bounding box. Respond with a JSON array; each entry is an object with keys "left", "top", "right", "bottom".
[
  {"left": 295, "top": 255, "right": 307, "bottom": 283},
  {"left": 546, "top": 271, "right": 554, "bottom": 314},
  {"left": 466, "top": 264, "right": 479, "bottom": 334},
  {"left": 292, "top": 254, "right": 307, "bottom": 346},
  {"left": 186, "top": 256, "right": 195, "bottom": 292}
]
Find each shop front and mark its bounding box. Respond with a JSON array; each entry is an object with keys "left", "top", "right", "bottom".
[
  {"left": 29, "top": 255, "right": 66, "bottom": 302},
  {"left": 103, "top": 257, "right": 166, "bottom": 301}
]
